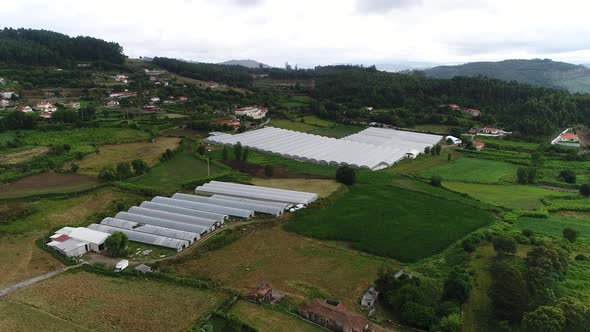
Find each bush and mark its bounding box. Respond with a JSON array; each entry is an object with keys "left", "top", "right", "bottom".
[
  {"left": 98, "top": 166, "right": 117, "bottom": 180},
  {"left": 131, "top": 159, "right": 149, "bottom": 175},
  {"left": 563, "top": 227, "right": 578, "bottom": 243},
  {"left": 575, "top": 254, "right": 587, "bottom": 261},
  {"left": 580, "top": 184, "right": 590, "bottom": 197},
  {"left": 442, "top": 268, "right": 472, "bottom": 303},
  {"left": 222, "top": 146, "right": 229, "bottom": 160},
  {"left": 104, "top": 231, "right": 128, "bottom": 257},
  {"left": 430, "top": 175, "right": 442, "bottom": 187},
  {"left": 264, "top": 164, "right": 274, "bottom": 177},
  {"left": 336, "top": 166, "right": 356, "bottom": 185},
  {"left": 522, "top": 229, "right": 534, "bottom": 237},
  {"left": 492, "top": 235, "right": 517, "bottom": 256},
  {"left": 69, "top": 163, "right": 79, "bottom": 173},
  {"left": 233, "top": 142, "right": 242, "bottom": 160},
  {"left": 559, "top": 170, "right": 577, "bottom": 184},
  {"left": 517, "top": 167, "right": 537, "bottom": 184},
  {"left": 116, "top": 162, "right": 133, "bottom": 180},
  {"left": 160, "top": 148, "right": 176, "bottom": 161}
]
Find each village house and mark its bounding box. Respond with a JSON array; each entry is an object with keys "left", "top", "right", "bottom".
[
  {"left": 473, "top": 141, "right": 485, "bottom": 151},
  {"left": 214, "top": 119, "right": 241, "bottom": 130},
  {"left": 144, "top": 69, "right": 165, "bottom": 76},
  {"left": 464, "top": 108, "right": 481, "bottom": 117},
  {"left": 298, "top": 299, "right": 369, "bottom": 332},
  {"left": 64, "top": 101, "right": 81, "bottom": 109},
  {"left": 0, "top": 77, "right": 5, "bottom": 84},
  {"left": 178, "top": 96, "right": 188, "bottom": 103},
  {"left": 39, "top": 112, "right": 53, "bottom": 119},
  {"left": 201, "top": 81, "right": 221, "bottom": 88},
  {"left": 360, "top": 287, "right": 379, "bottom": 308},
  {"left": 247, "top": 282, "right": 274, "bottom": 303},
  {"left": 107, "top": 100, "right": 120, "bottom": 108},
  {"left": 115, "top": 74, "right": 128, "bottom": 83},
  {"left": 235, "top": 106, "right": 268, "bottom": 119},
  {"left": 149, "top": 76, "right": 157, "bottom": 82},
  {"left": 143, "top": 105, "right": 162, "bottom": 112},
  {"left": 449, "top": 103, "right": 461, "bottom": 110},
  {"left": 150, "top": 97, "right": 161, "bottom": 103},
  {"left": 35, "top": 102, "right": 58, "bottom": 112},
  {"left": 559, "top": 132, "right": 579, "bottom": 143},
  {"left": 18, "top": 106, "right": 33, "bottom": 113},
  {"left": 470, "top": 127, "right": 511, "bottom": 137},
  {"left": 0, "top": 91, "right": 16, "bottom": 99},
  {"left": 0, "top": 99, "right": 11, "bottom": 107}
]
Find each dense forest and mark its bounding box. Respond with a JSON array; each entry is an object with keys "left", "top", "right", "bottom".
[
  {"left": 153, "top": 57, "right": 253, "bottom": 88},
  {"left": 423, "top": 59, "right": 590, "bottom": 93},
  {"left": 0, "top": 28, "right": 125, "bottom": 67}
]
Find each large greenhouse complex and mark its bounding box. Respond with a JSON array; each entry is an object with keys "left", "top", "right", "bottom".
[
  {"left": 206, "top": 126, "right": 442, "bottom": 170},
  {"left": 46, "top": 181, "right": 318, "bottom": 255}
]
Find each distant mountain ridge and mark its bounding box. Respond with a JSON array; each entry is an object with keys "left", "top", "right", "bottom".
[
  {"left": 218, "top": 59, "right": 271, "bottom": 69},
  {"left": 422, "top": 59, "right": 590, "bottom": 93}
]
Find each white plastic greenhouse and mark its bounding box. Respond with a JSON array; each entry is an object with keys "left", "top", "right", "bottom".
[
  {"left": 151, "top": 196, "right": 254, "bottom": 219},
  {"left": 115, "top": 212, "right": 209, "bottom": 235},
  {"left": 205, "top": 126, "right": 442, "bottom": 170},
  {"left": 139, "top": 201, "right": 227, "bottom": 224},
  {"left": 87, "top": 224, "right": 189, "bottom": 252},
  {"left": 171, "top": 193, "right": 284, "bottom": 217},
  {"left": 127, "top": 206, "right": 218, "bottom": 229}
]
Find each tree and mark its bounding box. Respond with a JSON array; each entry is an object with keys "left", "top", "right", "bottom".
[
  {"left": 435, "top": 144, "right": 442, "bottom": 155},
  {"left": 580, "top": 184, "right": 590, "bottom": 197},
  {"left": 116, "top": 162, "right": 133, "bottom": 180},
  {"left": 69, "top": 163, "right": 79, "bottom": 173},
  {"left": 447, "top": 153, "right": 451, "bottom": 162},
  {"left": 400, "top": 302, "right": 437, "bottom": 330},
  {"left": 104, "top": 231, "right": 128, "bottom": 257},
  {"left": 436, "top": 313, "right": 462, "bottom": 332},
  {"left": 98, "top": 166, "right": 117, "bottom": 181},
  {"left": 264, "top": 164, "right": 274, "bottom": 177},
  {"left": 131, "top": 159, "right": 149, "bottom": 175},
  {"left": 242, "top": 147, "right": 249, "bottom": 162},
  {"left": 563, "top": 227, "right": 578, "bottom": 243},
  {"left": 430, "top": 175, "right": 442, "bottom": 187},
  {"left": 556, "top": 297, "right": 590, "bottom": 332},
  {"left": 522, "top": 306, "right": 565, "bottom": 332},
  {"left": 492, "top": 235, "right": 517, "bottom": 256},
  {"left": 517, "top": 167, "right": 529, "bottom": 184},
  {"left": 443, "top": 268, "right": 472, "bottom": 303},
  {"left": 197, "top": 144, "right": 206, "bottom": 156},
  {"left": 234, "top": 142, "right": 243, "bottom": 160},
  {"left": 559, "top": 170, "right": 576, "bottom": 183},
  {"left": 336, "top": 166, "right": 356, "bottom": 185},
  {"left": 222, "top": 146, "right": 229, "bottom": 160},
  {"left": 424, "top": 146, "right": 431, "bottom": 154},
  {"left": 488, "top": 261, "right": 529, "bottom": 322}
]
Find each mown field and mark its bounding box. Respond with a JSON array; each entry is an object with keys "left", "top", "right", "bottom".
[
  {"left": 174, "top": 226, "right": 393, "bottom": 310},
  {"left": 288, "top": 184, "right": 494, "bottom": 262},
  {"left": 75, "top": 137, "right": 182, "bottom": 175},
  {"left": 251, "top": 178, "right": 342, "bottom": 198},
  {"left": 418, "top": 157, "right": 518, "bottom": 183},
  {"left": 228, "top": 300, "right": 323, "bottom": 332},
  {"left": 6, "top": 271, "right": 227, "bottom": 331},
  {"left": 444, "top": 182, "right": 573, "bottom": 210},
  {"left": 0, "top": 172, "right": 101, "bottom": 199},
  {"left": 124, "top": 148, "right": 227, "bottom": 192},
  {"left": 516, "top": 215, "right": 590, "bottom": 239}
]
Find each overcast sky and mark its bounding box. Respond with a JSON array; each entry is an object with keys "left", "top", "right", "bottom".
[{"left": 2, "top": 0, "right": 590, "bottom": 68}]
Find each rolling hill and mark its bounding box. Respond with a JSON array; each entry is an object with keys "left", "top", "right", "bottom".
[
  {"left": 218, "top": 59, "right": 271, "bottom": 69},
  {"left": 422, "top": 59, "right": 590, "bottom": 93}
]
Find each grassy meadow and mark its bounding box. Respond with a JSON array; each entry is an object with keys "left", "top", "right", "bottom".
[
  {"left": 228, "top": 300, "right": 323, "bottom": 332},
  {"left": 418, "top": 157, "right": 518, "bottom": 183},
  {"left": 23, "top": 128, "right": 150, "bottom": 148},
  {"left": 516, "top": 215, "right": 590, "bottom": 239}
]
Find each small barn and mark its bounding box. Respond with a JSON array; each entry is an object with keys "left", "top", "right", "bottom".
[
  {"left": 360, "top": 287, "right": 379, "bottom": 308},
  {"left": 47, "top": 235, "right": 88, "bottom": 257},
  {"left": 55, "top": 227, "right": 110, "bottom": 252}
]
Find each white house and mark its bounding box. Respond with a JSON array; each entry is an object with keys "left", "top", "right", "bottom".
[
  {"left": 446, "top": 135, "right": 462, "bottom": 145},
  {"left": 115, "top": 74, "right": 128, "bottom": 83},
  {"left": 54, "top": 227, "right": 110, "bottom": 252},
  {"left": 64, "top": 101, "right": 81, "bottom": 109},
  {"left": 35, "top": 102, "right": 57, "bottom": 112},
  {"left": 18, "top": 106, "right": 33, "bottom": 113},
  {"left": 150, "top": 97, "right": 160, "bottom": 103},
  {"left": 235, "top": 106, "right": 268, "bottom": 119},
  {"left": 107, "top": 100, "right": 120, "bottom": 107},
  {"left": 0, "top": 91, "right": 16, "bottom": 99}
]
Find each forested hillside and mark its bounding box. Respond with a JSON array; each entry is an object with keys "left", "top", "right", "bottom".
[
  {"left": 422, "top": 59, "right": 590, "bottom": 93},
  {"left": 153, "top": 57, "right": 253, "bottom": 88},
  {"left": 0, "top": 28, "right": 125, "bottom": 67}
]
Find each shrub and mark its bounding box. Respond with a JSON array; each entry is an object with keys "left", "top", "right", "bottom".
[
  {"left": 442, "top": 268, "right": 472, "bottom": 303},
  {"left": 222, "top": 146, "right": 229, "bottom": 160},
  {"left": 563, "top": 227, "right": 578, "bottom": 243},
  {"left": 233, "top": 142, "right": 243, "bottom": 160},
  {"left": 264, "top": 164, "right": 274, "bottom": 177},
  {"left": 559, "top": 170, "right": 577, "bottom": 184},
  {"left": 430, "top": 175, "right": 442, "bottom": 187},
  {"left": 69, "top": 163, "right": 79, "bottom": 173},
  {"left": 522, "top": 229, "right": 534, "bottom": 237},
  {"left": 98, "top": 166, "right": 117, "bottom": 181},
  {"left": 522, "top": 306, "right": 565, "bottom": 332},
  {"left": 196, "top": 144, "right": 206, "bottom": 156},
  {"left": 131, "top": 159, "right": 149, "bottom": 175},
  {"left": 575, "top": 254, "right": 587, "bottom": 261},
  {"left": 492, "top": 235, "right": 517, "bottom": 256},
  {"left": 104, "top": 231, "right": 128, "bottom": 257},
  {"left": 336, "top": 166, "right": 356, "bottom": 185},
  {"left": 116, "top": 162, "right": 133, "bottom": 180},
  {"left": 580, "top": 184, "right": 590, "bottom": 197},
  {"left": 242, "top": 147, "right": 249, "bottom": 162}
]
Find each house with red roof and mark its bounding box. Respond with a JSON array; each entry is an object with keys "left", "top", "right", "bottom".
[
  {"left": 473, "top": 141, "right": 485, "bottom": 151},
  {"left": 464, "top": 108, "right": 481, "bottom": 117}
]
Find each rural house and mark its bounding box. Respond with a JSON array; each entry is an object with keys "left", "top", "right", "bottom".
[
  {"left": 247, "top": 282, "right": 274, "bottom": 303},
  {"left": 298, "top": 299, "right": 369, "bottom": 332},
  {"left": 35, "top": 101, "right": 57, "bottom": 112},
  {"left": 559, "top": 132, "right": 579, "bottom": 143},
  {"left": 0, "top": 99, "right": 11, "bottom": 107},
  {"left": 235, "top": 106, "right": 268, "bottom": 119},
  {"left": 107, "top": 100, "right": 120, "bottom": 107},
  {"left": 463, "top": 108, "right": 481, "bottom": 116},
  {"left": 360, "top": 287, "right": 379, "bottom": 308},
  {"left": 473, "top": 141, "right": 485, "bottom": 151},
  {"left": 18, "top": 105, "right": 33, "bottom": 113},
  {"left": 64, "top": 101, "right": 81, "bottom": 109}
]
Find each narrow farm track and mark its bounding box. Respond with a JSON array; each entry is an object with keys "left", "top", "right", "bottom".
[{"left": 0, "top": 265, "right": 79, "bottom": 298}]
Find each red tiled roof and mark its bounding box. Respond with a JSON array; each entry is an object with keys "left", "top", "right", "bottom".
[
  {"left": 473, "top": 141, "right": 485, "bottom": 147},
  {"left": 53, "top": 234, "right": 70, "bottom": 242},
  {"left": 560, "top": 133, "right": 578, "bottom": 140}
]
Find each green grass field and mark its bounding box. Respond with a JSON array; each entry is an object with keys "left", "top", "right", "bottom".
[
  {"left": 444, "top": 182, "right": 573, "bottom": 210},
  {"left": 288, "top": 184, "right": 493, "bottom": 262},
  {"left": 0, "top": 300, "right": 87, "bottom": 331},
  {"left": 0, "top": 131, "right": 17, "bottom": 144},
  {"left": 474, "top": 137, "right": 540, "bottom": 151},
  {"left": 124, "top": 149, "right": 227, "bottom": 192},
  {"left": 516, "top": 215, "right": 590, "bottom": 239},
  {"left": 418, "top": 157, "right": 518, "bottom": 183},
  {"left": 23, "top": 128, "right": 149, "bottom": 148},
  {"left": 228, "top": 300, "right": 323, "bottom": 332},
  {"left": 298, "top": 115, "right": 333, "bottom": 127},
  {"left": 271, "top": 119, "right": 318, "bottom": 132},
  {"left": 413, "top": 124, "right": 453, "bottom": 133}
]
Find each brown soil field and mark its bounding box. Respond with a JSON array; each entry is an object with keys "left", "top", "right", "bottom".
[
  {"left": 173, "top": 226, "right": 395, "bottom": 310},
  {"left": 76, "top": 137, "right": 182, "bottom": 175},
  {"left": 0, "top": 172, "right": 101, "bottom": 199},
  {"left": 7, "top": 271, "right": 227, "bottom": 332},
  {"left": 251, "top": 178, "right": 343, "bottom": 198},
  {"left": 0, "top": 147, "right": 49, "bottom": 164}
]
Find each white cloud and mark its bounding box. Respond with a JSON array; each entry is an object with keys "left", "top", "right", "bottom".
[{"left": 1, "top": 0, "right": 590, "bottom": 67}]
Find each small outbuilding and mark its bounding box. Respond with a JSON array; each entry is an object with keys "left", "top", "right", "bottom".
[
  {"left": 445, "top": 135, "right": 462, "bottom": 145},
  {"left": 360, "top": 287, "right": 379, "bottom": 308},
  {"left": 135, "top": 264, "right": 152, "bottom": 274},
  {"left": 248, "top": 282, "right": 273, "bottom": 303}
]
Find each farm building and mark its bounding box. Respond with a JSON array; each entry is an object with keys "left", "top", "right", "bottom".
[
  {"left": 206, "top": 127, "right": 441, "bottom": 170},
  {"left": 298, "top": 299, "right": 369, "bottom": 332},
  {"left": 54, "top": 227, "right": 110, "bottom": 252},
  {"left": 360, "top": 287, "right": 379, "bottom": 308},
  {"left": 248, "top": 282, "right": 274, "bottom": 303},
  {"left": 47, "top": 236, "right": 88, "bottom": 257}
]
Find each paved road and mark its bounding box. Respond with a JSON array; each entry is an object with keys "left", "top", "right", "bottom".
[{"left": 0, "top": 265, "right": 79, "bottom": 298}]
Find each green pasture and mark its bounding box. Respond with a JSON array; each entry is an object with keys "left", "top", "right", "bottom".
[{"left": 418, "top": 157, "right": 518, "bottom": 183}]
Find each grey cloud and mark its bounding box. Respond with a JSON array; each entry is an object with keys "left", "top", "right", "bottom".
[{"left": 355, "top": 0, "right": 421, "bottom": 13}]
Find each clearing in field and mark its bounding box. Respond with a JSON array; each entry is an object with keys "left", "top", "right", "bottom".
[
  {"left": 7, "top": 271, "right": 227, "bottom": 332},
  {"left": 124, "top": 148, "right": 227, "bottom": 193},
  {"left": 174, "top": 226, "right": 392, "bottom": 309},
  {"left": 228, "top": 300, "right": 323, "bottom": 332},
  {"left": 251, "top": 178, "right": 343, "bottom": 198},
  {"left": 516, "top": 215, "right": 590, "bottom": 239},
  {"left": 288, "top": 184, "right": 494, "bottom": 262},
  {"left": 418, "top": 157, "right": 518, "bottom": 183},
  {"left": 0, "top": 146, "right": 49, "bottom": 164},
  {"left": 0, "top": 172, "right": 101, "bottom": 199},
  {"left": 75, "top": 137, "right": 182, "bottom": 175},
  {"left": 444, "top": 182, "right": 573, "bottom": 210}
]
